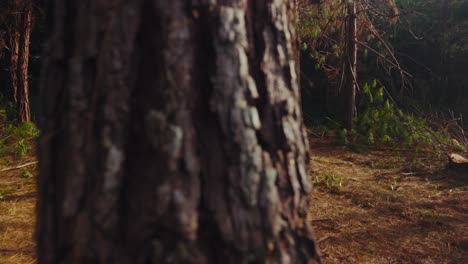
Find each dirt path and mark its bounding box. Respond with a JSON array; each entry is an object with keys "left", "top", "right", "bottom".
[{"left": 309, "top": 139, "right": 468, "bottom": 263}]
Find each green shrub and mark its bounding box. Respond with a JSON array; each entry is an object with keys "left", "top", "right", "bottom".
[
  {"left": 352, "top": 80, "right": 444, "bottom": 146},
  {"left": 335, "top": 129, "right": 348, "bottom": 145},
  {"left": 12, "top": 122, "right": 39, "bottom": 139},
  {"left": 15, "top": 139, "right": 31, "bottom": 158}
]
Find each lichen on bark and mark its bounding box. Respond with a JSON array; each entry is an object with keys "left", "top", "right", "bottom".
[{"left": 37, "top": 1, "right": 320, "bottom": 263}]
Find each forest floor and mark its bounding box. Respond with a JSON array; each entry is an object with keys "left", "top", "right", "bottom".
[
  {"left": 309, "top": 137, "right": 468, "bottom": 263},
  {"left": 0, "top": 127, "right": 467, "bottom": 263},
  {"left": 0, "top": 161, "right": 36, "bottom": 264},
  {"left": 0, "top": 117, "right": 37, "bottom": 264}
]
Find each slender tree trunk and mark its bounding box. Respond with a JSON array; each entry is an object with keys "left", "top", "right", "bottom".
[
  {"left": 343, "top": 0, "right": 357, "bottom": 130},
  {"left": 8, "top": 9, "right": 20, "bottom": 104},
  {"left": 7, "top": 0, "right": 32, "bottom": 122},
  {"left": 16, "top": 0, "right": 32, "bottom": 122},
  {"left": 293, "top": 0, "right": 301, "bottom": 82},
  {"left": 438, "top": 0, "right": 451, "bottom": 104},
  {"left": 36, "top": 1, "right": 320, "bottom": 263}
]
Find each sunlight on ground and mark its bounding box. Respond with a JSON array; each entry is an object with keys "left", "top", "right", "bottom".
[
  {"left": 0, "top": 136, "right": 467, "bottom": 263},
  {"left": 309, "top": 138, "right": 468, "bottom": 263}
]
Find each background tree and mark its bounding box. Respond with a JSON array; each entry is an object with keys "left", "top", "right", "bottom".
[
  {"left": 298, "top": 0, "right": 468, "bottom": 125},
  {"left": 15, "top": 0, "right": 32, "bottom": 122},
  {"left": 343, "top": 0, "right": 357, "bottom": 130},
  {"left": 391, "top": 0, "right": 468, "bottom": 115},
  {"left": 36, "top": 0, "right": 320, "bottom": 263},
  {"left": 297, "top": 0, "right": 403, "bottom": 127},
  {"left": 0, "top": 0, "right": 32, "bottom": 122}
]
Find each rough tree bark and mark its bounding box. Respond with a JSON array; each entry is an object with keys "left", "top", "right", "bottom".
[
  {"left": 37, "top": 1, "right": 320, "bottom": 263},
  {"left": 343, "top": 0, "right": 357, "bottom": 130},
  {"left": 7, "top": 0, "right": 32, "bottom": 122},
  {"left": 8, "top": 0, "right": 20, "bottom": 104},
  {"left": 16, "top": 0, "right": 32, "bottom": 122}
]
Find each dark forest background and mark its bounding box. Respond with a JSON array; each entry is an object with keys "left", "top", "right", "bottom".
[
  {"left": 299, "top": 0, "right": 468, "bottom": 124},
  {"left": 1, "top": 0, "right": 467, "bottom": 131}
]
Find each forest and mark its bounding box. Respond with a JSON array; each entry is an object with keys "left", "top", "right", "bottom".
[{"left": 0, "top": 0, "right": 466, "bottom": 263}]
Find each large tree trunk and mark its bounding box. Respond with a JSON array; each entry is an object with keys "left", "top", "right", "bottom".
[
  {"left": 343, "top": 0, "right": 357, "bottom": 130},
  {"left": 36, "top": 1, "right": 320, "bottom": 263}
]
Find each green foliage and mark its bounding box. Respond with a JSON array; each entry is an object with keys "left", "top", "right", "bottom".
[
  {"left": 298, "top": 0, "right": 347, "bottom": 71},
  {"left": 298, "top": 0, "right": 397, "bottom": 78},
  {"left": 15, "top": 139, "right": 31, "bottom": 158},
  {"left": 20, "top": 168, "right": 33, "bottom": 179},
  {"left": 0, "top": 121, "right": 39, "bottom": 159},
  {"left": 313, "top": 173, "right": 343, "bottom": 192},
  {"left": 335, "top": 129, "right": 348, "bottom": 145},
  {"left": 352, "top": 80, "right": 451, "bottom": 147},
  {"left": 12, "top": 122, "right": 39, "bottom": 139},
  {"left": 0, "top": 188, "right": 12, "bottom": 200}
]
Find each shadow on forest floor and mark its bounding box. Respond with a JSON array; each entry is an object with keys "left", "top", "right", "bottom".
[
  {"left": 309, "top": 138, "right": 468, "bottom": 263},
  {"left": 0, "top": 131, "right": 467, "bottom": 263}
]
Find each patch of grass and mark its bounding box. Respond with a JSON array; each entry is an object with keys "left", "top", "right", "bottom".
[
  {"left": 11, "top": 122, "right": 39, "bottom": 139},
  {"left": 14, "top": 140, "right": 31, "bottom": 158},
  {"left": 313, "top": 173, "right": 343, "bottom": 192},
  {"left": 0, "top": 122, "right": 38, "bottom": 160},
  {"left": 0, "top": 188, "right": 13, "bottom": 200},
  {"left": 20, "top": 169, "right": 33, "bottom": 179}
]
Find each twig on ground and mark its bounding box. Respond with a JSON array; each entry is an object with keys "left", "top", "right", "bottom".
[
  {"left": 0, "top": 161, "right": 38, "bottom": 172},
  {"left": 401, "top": 172, "right": 425, "bottom": 176},
  {"left": 311, "top": 217, "right": 334, "bottom": 222},
  {"left": 0, "top": 177, "right": 33, "bottom": 185},
  {"left": 317, "top": 236, "right": 332, "bottom": 243}
]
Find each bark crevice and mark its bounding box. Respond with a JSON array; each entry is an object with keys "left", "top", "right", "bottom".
[{"left": 37, "top": 1, "right": 320, "bottom": 263}]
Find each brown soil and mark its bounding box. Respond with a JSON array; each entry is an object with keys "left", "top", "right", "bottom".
[{"left": 309, "top": 138, "right": 468, "bottom": 263}]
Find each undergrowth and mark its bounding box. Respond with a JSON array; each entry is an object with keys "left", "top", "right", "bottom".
[
  {"left": 0, "top": 111, "right": 39, "bottom": 160},
  {"left": 313, "top": 173, "right": 343, "bottom": 193},
  {"left": 0, "top": 112, "right": 38, "bottom": 203},
  {"left": 327, "top": 80, "right": 466, "bottom": 152}
]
